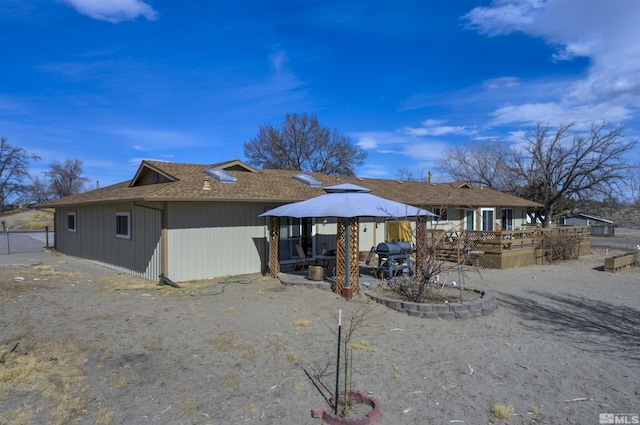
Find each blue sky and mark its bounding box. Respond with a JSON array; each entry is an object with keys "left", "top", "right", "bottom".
[{"left": 2, "top": 0, "right": 640, "bottom": 189}]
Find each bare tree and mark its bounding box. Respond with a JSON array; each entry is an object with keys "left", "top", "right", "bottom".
[
  {"left": 45, "top": 159, "right": 90, "bottom": 199},
  {"left": 509, "top": 122, "right": 636, "bottom": 227},
  {"left": 0, "top": 137, "right": 40, "bottom": 206},
  {"left": 396, "top": 168, "right": 430, "bottom": 182},
  {"left": 19, "top": 175, "right": 53, "bottom": 204},
  {"left": 439, "top": 122, "right": 636, "bottom": 226},
  {"left": 385, "top": 214, "right": 470, "bottom": 304},
  {"left": 244, "top": 113, "right": 367, "bottom": 176},
  {"left": 439, "top": 140, "right": 512, "bottom": 189},
  {"left": 623, "top": 163, "right": 640, "bottom": 206}
]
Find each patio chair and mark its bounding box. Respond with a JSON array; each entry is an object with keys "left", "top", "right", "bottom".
[
  {"left": 294, "top": 244, "right": 312, "bottom": 271},
  {"left": 365, "top": 246, "right": 377, "bottom": 266}
]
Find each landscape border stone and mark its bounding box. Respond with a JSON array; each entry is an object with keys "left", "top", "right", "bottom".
[{"left": 364, "top": 288, "right": 496, "bottom": 320}]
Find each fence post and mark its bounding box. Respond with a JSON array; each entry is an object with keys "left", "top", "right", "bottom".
[
  {"left": 45, "top": 226, "right": 49, "bottom": 249},
  {"left": 2, "top": 220, "right": 9, "bottom": 254}
]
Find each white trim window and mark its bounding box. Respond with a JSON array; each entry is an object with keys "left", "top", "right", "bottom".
[
  {"left": 481, "top": 208, "right": 495, "bottom": 231},
  {"left": 67, "top": 212, "right": 77, "bottom": 232},
  {"left": 501, "top": 208, "right": 514, "bottom": 231},
  {"left": 115, "top": 212, "right": 131, "bottom": 239},
  {"left": 464, "top": 209, "right": 475, "bottom": 231}
]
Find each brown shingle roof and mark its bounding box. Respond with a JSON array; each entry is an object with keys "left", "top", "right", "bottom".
[{"left": 38, "top": 160, "right": 540, "bottom": 209}]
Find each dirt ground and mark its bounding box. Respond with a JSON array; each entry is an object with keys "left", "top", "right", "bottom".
[{"left": 1, "top": 238, "right": 640, "bottom": 424}]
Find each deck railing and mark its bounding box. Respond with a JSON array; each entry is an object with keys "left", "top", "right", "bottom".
[{"left": 426, "top": 225, "right": 590, "bottom": 254}]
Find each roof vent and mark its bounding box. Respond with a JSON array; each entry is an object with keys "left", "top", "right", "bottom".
[
  {"left": 204, "top": 168, "right": 237, "bottom": 184},
  {"left": 292, "top": 173, "right": 322, "bottom": 188},
  {"left": 203, "top": 176, "right": 212, "bottom": 190}
]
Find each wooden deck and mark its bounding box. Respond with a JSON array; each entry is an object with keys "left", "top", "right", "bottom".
[{"left": 425, "top": 225, "right": 591, "bottom": 269}]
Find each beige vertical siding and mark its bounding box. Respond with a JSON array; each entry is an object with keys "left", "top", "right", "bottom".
[
  {"left": 358, "top": 218, "right": 377, "bottom": 252},
  {"left": 166, "top": 201, "right": 268, "bottom": 282},
  {"left": 53, "top": 200, "right": 531, "bottom": 283},
  {"left": 54, "top": 202, "right": 163, "bottom": 281}
]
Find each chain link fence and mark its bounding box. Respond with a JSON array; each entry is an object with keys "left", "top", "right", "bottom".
[{"left": 0, "top": 230, "right": 55, "bottom": 255}]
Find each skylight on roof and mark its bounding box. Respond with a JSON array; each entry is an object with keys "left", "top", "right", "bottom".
[
  {"left": 204, "top": 168, "right": 237, "bottom": 184},
  {"left": 292, "top": 173, "right": 322, "bottom": 188}
]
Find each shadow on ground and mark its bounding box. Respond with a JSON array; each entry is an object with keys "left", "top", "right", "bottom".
[{"left": 497, "top": 290, "right": 640, "bottom": 361}]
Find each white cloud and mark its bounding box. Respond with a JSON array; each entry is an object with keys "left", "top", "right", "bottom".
[
  {"left": 492, "top": 101, "right": 632, "bottom": 127},
  {"left": 352, "top": 129, "right": 451, "bottom": 161},
  {"left": 464, "top": 0, "right": 544, "bottom": 36},
  {"left": 104, "top": 128, "right": 202, "bottom": 150},
  {"left": 270, "top": 49, "right": 289, "bottom": 76},
  {"left": 465, "top": 0, "right": 640, "bottom": 126},
  {"left": 59, "top": 0, "right": 158, "bottom": 23},
  {"left": 352, "top": 131, "right": 409, "bottom": 151},
  {"left": 482, "top": 77, "right": 521, "bottom": 90},
  {"left": 401, "top": 141, "right": 450, "bottom": 162},
  {"left": 402, "top": 120, "right": 474, "bottom": 137}
]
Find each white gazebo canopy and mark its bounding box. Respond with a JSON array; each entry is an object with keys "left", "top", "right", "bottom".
[{"left": 259, "top": 183, "right": 434, "bottom": 298}]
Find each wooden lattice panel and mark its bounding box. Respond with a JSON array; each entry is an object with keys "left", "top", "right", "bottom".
[
  {"left": 335, "top": 218, "right": 347, "bottom": 294},
  {"left": 269, "top": 217, "right": 280, "bottom": 277},
  {"left": 479, "top": 254, "right": 501, "bottom": 269},
  {"left": 349, "top": 218, "right": 359, "bottom": 293},
  {"left": 334, "top": 217, "right": 360, "bottom": 295}
]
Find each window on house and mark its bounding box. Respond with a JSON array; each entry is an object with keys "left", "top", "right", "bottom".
[
  {"left": 481, "top": 208, "right": 495, "bottom": 231},
  {"left": 501, "top": 208, "right": 514, "bottom": 231},
  {"left": 465, "top": 209, "right": 475, "bottom": 231},
  {"left": 433, "top": 208, "right": 448, "bottom": 222},
  {"left": 116, "top": 212, "right": 131, "bottom": 239},
  {"left": 67, "top": 212, "right": 76, "bottom": 232}
]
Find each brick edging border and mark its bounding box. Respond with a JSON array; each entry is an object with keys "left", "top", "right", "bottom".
[{"left": 364, "top": 288, "right": 496, "bottom": 319}]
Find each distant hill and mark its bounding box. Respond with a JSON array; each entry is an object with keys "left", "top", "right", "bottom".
[
  {"left": 0, "top": 209, "right": 55, "bottom": 231},
  {"left": 589, "top": 206, "right": 640, "bottom": 229}
]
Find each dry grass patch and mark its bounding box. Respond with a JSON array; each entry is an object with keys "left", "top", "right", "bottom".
[
  {"left": 351, "top": 340, "right": 377, "bottom": 353},
  {"left": 95, "top": 407, "right": 115, "bottom": 424},
  {"left": 178, "top": 392, "right": 199, "bottom": 419},
  {"left": 292, "top": 319, "right": 313, "bottom": 329},
  {"left": 242, "top": 348, "right": 264, "bottom": 361},
  {"left": 210, "top": 330, "right": 263, "bottom": 361},
  {"left": 277, "top": 345, "right": 301, "bottom": 365},
  {"left": 0, "top": 403, "right": 36, "bottom": 425},
  {"left": 1, "top": 210, "right": 54, "bottom": 231},
  {"left": 95, "top": 274, "right": 156, "bottom": 291},
  {"left": 491, "top": 403, "right": 514, "bottom": 420},
  {"left": 0, "top": 337, "right": 98, "bottom": 425},
  {"left": 0, "top": 263, "right": 83, "bottom": 290},
  {"left": 225, "top": 372, "right": 242, "bottom": 391},
  {"left": 210, "top": 330, "right": 241, "bottom": 352}
]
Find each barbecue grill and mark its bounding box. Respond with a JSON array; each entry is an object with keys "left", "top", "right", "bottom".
[{"left": 375, "top": 241, "right": 412, "bottom": 278}]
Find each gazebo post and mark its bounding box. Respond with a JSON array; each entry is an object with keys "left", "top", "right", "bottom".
[
  {"left": 269, "top": 216, "right": 280, "bottom": 278},
  {"left": 335, "top": 217, "right": 359, "bottom": 299},
  {"left": 336, "top": 218, "right": 347, "bottom": 295},
  {"left": 348, "top": 217, "right": 359, "bottom": 296}
]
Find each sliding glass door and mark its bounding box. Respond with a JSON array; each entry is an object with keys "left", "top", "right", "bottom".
[{"left": 278, "top": 217, "right": 313, "bottom": 262}]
